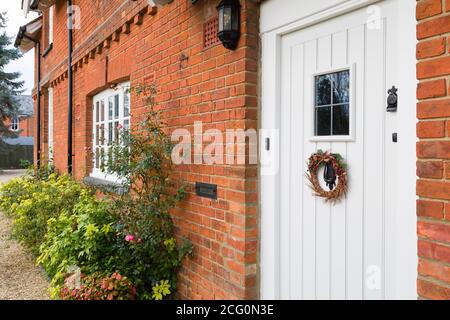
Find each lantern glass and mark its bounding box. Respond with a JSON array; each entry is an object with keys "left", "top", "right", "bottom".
[
  {"left": 223, "top": 7, "right": 232, "bottom": 30},
  {"left": 219, "top": 9, "right": 224, "bottom": 31}
]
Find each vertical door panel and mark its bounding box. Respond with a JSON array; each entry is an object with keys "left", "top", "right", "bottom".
[
  {"left": 315, "top": 35, "right": 333, "bottom": 300},
  {"left": 383, "top": 4, "right": 399, "bottom": 299},
  {"left": 302, "top": 39, "right": 318, "bottom": 300},
  {"left": 290, "top": 44, "right": 304, "bottom": 299},
  {"left": 345, "top": 24, "right": 365, "bottom": 300},
  {"left": 279, "top": 37, "right": 292, "bottom": 299},
  {"left": 330, "top": 29, "right": 348, "bottom": 300},
  {"left": 363, "top": 19, "right": 385, "bottom": 300}
]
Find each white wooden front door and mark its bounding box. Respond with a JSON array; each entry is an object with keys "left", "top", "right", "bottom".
[{"left": 260, "top": 0, "right": 417, "bottom": 300}]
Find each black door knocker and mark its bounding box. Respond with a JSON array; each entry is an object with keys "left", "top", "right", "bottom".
[
  {"left": 386, "top": 85, "right": 398, "bottom": 112},
  {"left": 323, "top": 161, "right": 337, "bottom": 191}
]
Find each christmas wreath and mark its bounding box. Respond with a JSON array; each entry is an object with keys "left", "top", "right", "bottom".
[{"left": 306, "top": 150, "right": 348, "bottom": 204}]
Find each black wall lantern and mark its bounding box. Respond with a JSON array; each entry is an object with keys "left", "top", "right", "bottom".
[{"left": 217, "top": 0, "right": 241, "bottom": 50}]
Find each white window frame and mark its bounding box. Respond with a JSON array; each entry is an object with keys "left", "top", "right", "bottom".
[
  {"left": 11, "top": 117, "right": 19, "bottom": 132},
  {"left": 48, "top": 87, "right": 54, "bottom": 162},
  {"left": 48, "top": 6, "right": 54, "bottom": 45},
  {"left": 91, "top": 82, "right": 130, "bottom": 182},
  {"left": 310, "top": 64, "right": 356, "bottom": 142}
]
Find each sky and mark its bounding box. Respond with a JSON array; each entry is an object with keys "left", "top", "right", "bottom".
[{"left": 1, "top": 1, "right": 38, "bottom": 95}]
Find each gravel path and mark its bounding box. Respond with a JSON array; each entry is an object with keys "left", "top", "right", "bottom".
[{"left": 0, "top": 170, "right": 50, "bottom": 300}]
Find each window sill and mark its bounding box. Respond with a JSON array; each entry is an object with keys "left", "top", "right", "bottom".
[
  {"left": 42, "top": 43, "right": 53, "bottom": 58},
  {"left": 309, "top": 135, "right": 355, "bottom": 142},
  {"left": 83, "top": 176, "right": 128, "bottom": 195}
]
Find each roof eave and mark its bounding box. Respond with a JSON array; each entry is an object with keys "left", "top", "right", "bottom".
[
  {"left": 29, "top": 0, "right": 39, "bottom": 10},
  {"left": 14, "top": 16, "right": 43, "bottom": 54},
  {"left": 14, "top": 26, "right": 26, "bottom": 48},
  {"left": 30, "top": 0, "right": 57, "bottom": 11}
]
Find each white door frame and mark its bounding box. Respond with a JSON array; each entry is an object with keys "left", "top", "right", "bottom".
[{"left": 260, "top": 0, "right": 417, "bottom": 299}]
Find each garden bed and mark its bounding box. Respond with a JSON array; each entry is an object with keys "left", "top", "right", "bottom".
[{"left": 0, "top": 108, "right": 191, "bottom": 300}]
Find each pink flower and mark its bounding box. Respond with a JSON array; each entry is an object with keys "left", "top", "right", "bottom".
[
  {"left": 117, "top": 124, "right": 123, "bottom": 129},
  {"left": 115, "top": 273, "right": 122, "bottom": 281},
  {"left": 125, "top": 234, "right": 135, "bottom": 242}
]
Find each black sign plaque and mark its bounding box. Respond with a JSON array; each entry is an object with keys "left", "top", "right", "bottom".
[{"left": 195, "top": 182, "right": 218, "bottom": 200}]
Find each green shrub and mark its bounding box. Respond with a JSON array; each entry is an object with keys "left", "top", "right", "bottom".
[
  {"left": 104, "top": 198, "right": 192, "bottom": 299},
  {"left": 19, "top": 159, "right": 32, "bottom": 169},
  {"left": 100, "top": 84, "right": 192, "bottom": 298},
  {"left": 0, "top": 175, "right": 36, "bottom": 216},
  {"left": 0, "top": 84, "right": 192, "bottom": 300},
  {"left": 37, "top": 189, "right": 116, "bottom": 286},
  {"left": 0, "top": 173, "right": 85, "bottom": 255}
]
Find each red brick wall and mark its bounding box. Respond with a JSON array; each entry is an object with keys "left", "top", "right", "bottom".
[
  {"left": 20, "top": 117, "right": 34, "bottom": 137},
  {"left": 34, "top": 0, "right": 259, "bottom": 299},
  {"left": 30, "top": 0, "right": 450, "bottom": 301},
  {"left": 416, "top": 0, "right": 450, "bottom": 300}
]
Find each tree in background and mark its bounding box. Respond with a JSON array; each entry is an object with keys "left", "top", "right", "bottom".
[{"left": 0, "top": 12, "right": 23, "bottom": 138}]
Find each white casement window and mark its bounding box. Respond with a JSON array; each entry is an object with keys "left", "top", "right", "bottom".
[
  {"left": 48, "top": 6, "right": 54, "bottom": 45},
  {"left": 48, "top": 87, "right": 54, "bottom": 161},
  {"left": 11, "top": 118, "right": 19, "bottom": 131},
  {"left": 91, "top": 82, "right": 130, "bottom": 181}
]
